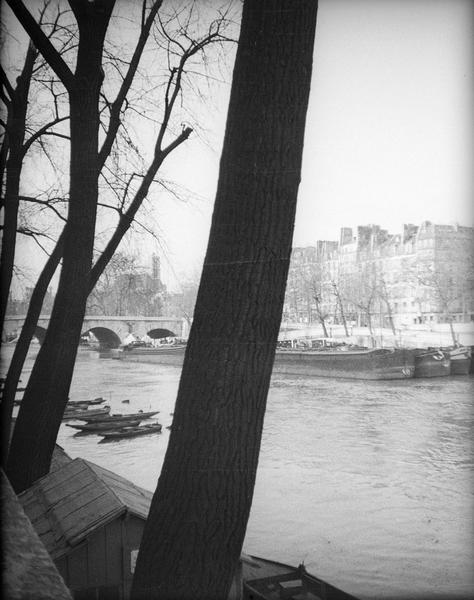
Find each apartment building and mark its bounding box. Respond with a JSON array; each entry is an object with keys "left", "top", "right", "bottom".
[{"left": 284, "top": 221, "right": 474, "bottom": 330}]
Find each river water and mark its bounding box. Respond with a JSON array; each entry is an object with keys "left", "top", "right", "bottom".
[{"left": 5, "top": 345, "right": 474, "bottom": 600}]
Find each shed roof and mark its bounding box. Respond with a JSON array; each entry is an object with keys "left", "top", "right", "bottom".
[
  {"left": 19, "top": 458, "right": 152, "bottom": 559},
  {"left": 1, "top": 471, "right": 72, "bottom": 600}
]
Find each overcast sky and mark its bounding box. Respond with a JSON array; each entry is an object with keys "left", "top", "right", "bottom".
[
  {"left": 6, "top": 0, "right": 473, "bottom": 293},
  {"left": 152, "top": 0, "right": 473, "bottom": 288}
]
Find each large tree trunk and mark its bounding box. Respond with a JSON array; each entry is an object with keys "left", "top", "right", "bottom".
[
  {"left": 131, "top": 2, "right": 318, "bottom": 599},
  {"left": 6, "top": 2, "right": 114, "bottom": 493}
]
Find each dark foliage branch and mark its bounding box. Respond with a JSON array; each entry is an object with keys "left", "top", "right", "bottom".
[{"left": 5, "top": 0, "right": 75, "bottom": 91}]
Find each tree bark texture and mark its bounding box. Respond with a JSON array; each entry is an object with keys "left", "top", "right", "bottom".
[
  {"left": 131, "top": 2, "right": 318, "bottom": 599},
  {"left": 7, "top": 1, "right": 115, "bottom": 493}
]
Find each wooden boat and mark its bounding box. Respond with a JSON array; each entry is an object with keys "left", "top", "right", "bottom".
[
  {"left": 273, "top": 346, "right": 415, "bottom": 380},
  {"left": 240, "top": 554, "right": 358, "bottom": 600},
  {"left": 66, "top": 419, "right": 142, "bottom": 432},
  {"left": 412, "top": 348, "right": 450, "bottom": 378},
  {"left": 98, "top": 422, "right": 162, "bottom": 441},
  {"left": 67, "top": 397, "right": 105, "bottom": 407},
  {"left": 62, "top": 406, "right": 111, "bottom": 421},
  {"left": 445, "top": 346, "right": 472, "bottom": 375},
  {"left": 78, "top": 410, "right": 159, "bottom": 423}
]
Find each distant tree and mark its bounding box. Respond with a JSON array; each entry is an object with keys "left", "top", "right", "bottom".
[
  {"left": 377, "top": 271, "right": 397, "bottom": 337},
  {"left": 415, "top": 250, "right": 474, "bottom": 344},
  {"left": 331, "top": 280, "right": 349, "bottom": 336},
  {"left": 347, "top": 260, "right": 378, "bottom": 343},
  {"left": 131, "top": 1, "right": 318, "bottom": 598},
  {"left": 87, "top": 252, "right": 163, "bottom": 316}
]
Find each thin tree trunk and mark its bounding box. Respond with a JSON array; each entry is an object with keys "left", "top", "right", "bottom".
[
  {"left": 332, "top": 282, "right": 349, "bottom": 336},
  {"left": 314, "top": 296, "right": 329, "bottom": 337},
  {"left": 0, "top": 43, "right": 36, "bottom": 331},
  {"left": 7, "top": 2, "right": 115, "bottom": 493},
  {"left": 1, "top": 232, "right": 63, "bottom": 467},
  {"left": 131, "top": 1, "right": 318, "bottom": 598}
]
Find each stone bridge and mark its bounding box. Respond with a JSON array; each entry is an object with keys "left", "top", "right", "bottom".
[{"left": 3, "top": 315, "right": 189, "bottom": 349}]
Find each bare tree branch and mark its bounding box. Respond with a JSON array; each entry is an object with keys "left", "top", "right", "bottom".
[{"left": 5, "top": 0, "right": 75, "bottom": 92}]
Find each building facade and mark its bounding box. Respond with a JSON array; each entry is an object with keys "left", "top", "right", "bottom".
[{"left": 283, "top": 222, "right": 474, "bottom": 331}]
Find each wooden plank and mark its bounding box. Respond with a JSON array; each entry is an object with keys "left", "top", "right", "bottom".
[
  {"left": 86, "top": 528, "right": 107, "bottom": 588},
  {"left": 104, "top": 520, "right": 123, "bottom": 586},
  {"left": 67, "top": 542, "right": 88, "bottom": 590}
]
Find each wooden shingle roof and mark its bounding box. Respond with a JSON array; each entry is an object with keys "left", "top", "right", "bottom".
[
  {"left": 1, "top": 471, "right": 72, "bottom": 600},
  {"left": 19, "top": 458, "right": 153, "bottom": 559}
]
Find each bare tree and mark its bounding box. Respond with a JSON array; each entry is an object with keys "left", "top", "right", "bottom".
[
  {"left": 6, "top": 0, "right": 117, "bottom": 492},
  {"left": 331, "top": 280, "right": 349, "bottom": 336},
  {"left": 131, "top": 1, "right": 318, "bottom": 597},
  {"left": 5, "top": 0, "right": 235, "bottom": 489},
  {"left": 0, "top": 1, "right": 72, "bottom": 331},
  {"left": 415, "top": 254, "right": 474, "bottom": 344}
]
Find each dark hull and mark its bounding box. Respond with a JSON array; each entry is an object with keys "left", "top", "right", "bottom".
[
  {"left": 117, "top": 346, "right": 415, "bottom": 380},
  {"left": 79, "top": 410, "right": 159, "bottom": 423},
  {"left": 446, "top": 347, "right": 472, "bottom": 375},
  {"left": 241, "top": 555, "right": 358, "bottom": 600},
  {"left": 273, "top": 348, "right": 415, "bottom": 380},
  {"left": 67, "top": 397, "right": 105, "bottom": 407},
  {"left": 117, "top": 345, "right": 186, "bottom": 365},
  {"left": 62, "top": 406, "right": 110, "bottom": 421},
  {"left": 450, "top": 357, "right": 471, "bottom": 375},
  {"left": 99, "top": 424, "right": 162, "bottom": 441},
  {"left": 413, "top": 349, "right": 450, "bottom": 378},
  {"left": 66, "top": 419, "right": 142, "bottom": 432}
]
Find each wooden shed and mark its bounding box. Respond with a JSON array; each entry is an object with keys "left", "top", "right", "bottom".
[{"left": 19, "top": 458, "right": 152, "bottom": 600}]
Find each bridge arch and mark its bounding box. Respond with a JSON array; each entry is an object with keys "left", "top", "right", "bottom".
[
  {"left": 147, "top": 328, "right": 178, "bottom": 339},
  {"left": 83, "top": 327, "right": 122, "bottom": 349}
]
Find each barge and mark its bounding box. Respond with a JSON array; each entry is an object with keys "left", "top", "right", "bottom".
[{"left": 114, "top": 343, "right": 415, "bottom": 380}]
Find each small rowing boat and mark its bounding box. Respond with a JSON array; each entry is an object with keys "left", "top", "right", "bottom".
[
  {"left": 66, "top": 419, "right": 142, "bottom": 432},
  {"left": 67, "top": 397, "right": 106, "bottom": 407},
  {"left": 98, "top": 422, "right": 162, "bottom": 441},
  {"left": 79, "top": 410, "right": 159, "bottom": 423},
  {"left": 62, "top": 406, "right": 111, "bottom": 421}
]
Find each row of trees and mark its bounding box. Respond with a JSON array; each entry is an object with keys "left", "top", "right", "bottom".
[
  {"left": 285, "top": 247, "right": 474, "bottom": 344},
  {"left": 1, "top": 0, "right": 319, "bottom": 597}
]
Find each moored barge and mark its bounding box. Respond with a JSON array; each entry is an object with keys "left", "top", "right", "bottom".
[
  {"left": 444, "top": 345, "right": 472, "bottom": 375},
  {"left": 273, "top": 347, "right": 415, "bottom": 380},
  {"left": 412, "top": 348, "right": 450, "bottom": 378},
  {"left": 114, "top": 343, "right": 415, "bottom": 380}
]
